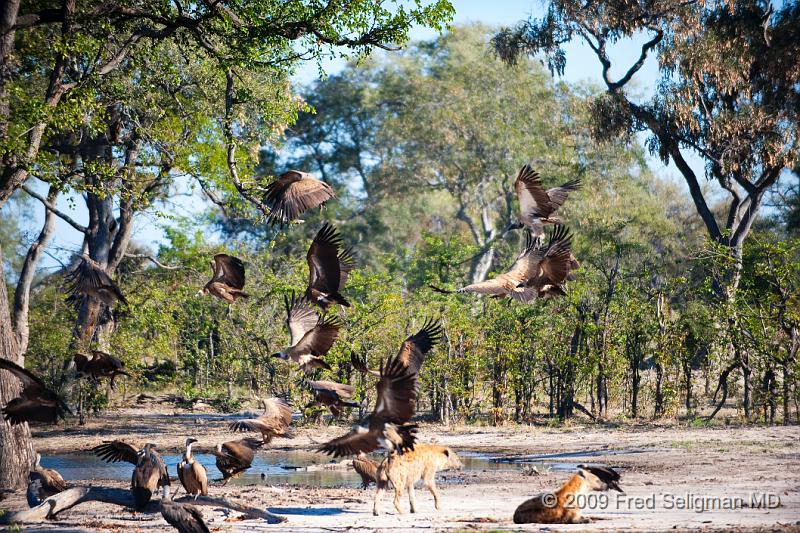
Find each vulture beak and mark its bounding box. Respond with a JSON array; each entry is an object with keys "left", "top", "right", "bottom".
[{"left": 610, "top": 481, "right": 624, "bottom": 493}]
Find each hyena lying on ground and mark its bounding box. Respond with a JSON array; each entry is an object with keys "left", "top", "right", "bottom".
[{"left": 373, "top": 444, "right": 463, "bottom": 515}]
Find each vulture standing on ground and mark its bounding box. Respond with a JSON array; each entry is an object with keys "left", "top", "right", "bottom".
[
  {"left": 197, "top": 254, "right": 249, "bottom": 304},
  {"left": 508, "top": 164, "right": 581, "bottom": 237},
  {"left": 513, "top": 225, "right": 579, "bottom": 301},
  {"left": 177, "top": 438, "right": 208, "bottom": 499},
  {"left": 317, "top": 320, "right": 442, "bottom": 458},
  {"left": 306, "top": 380, "right": 361, "bottom": 417},
  {"left": 160, "top": 498, "right": 211, "bottom": 533},
  {"left": 0, "top": 359, "right": 70, "bottom": 425},
  {"left": 73, "top": 350, "right": 130, "bottom": 388},
  {"left": 92, "top": 441, "right": 170, "bottom": 510},
  {"left": 211, "top": 438, "right": 263, "bottom": 485},
  {"left": 27, "top": 453, "right": 67, "bottom": 506},
  {"left": 352, "top": 453, "right": 379, "bottom": 489},
  {"left": 305, "top": 222, "right": 354, "bottom": 310},
  {"left": 64, "top": 256, "right": 127, "bottom": 307},
  {"left": 229, "top": 397, "right": 293, "bottom": 443},
  {"left": 262, "top": 170, "right": 336, "bottom": 225},
  {"left": 273, "top": 292, "right": 341, "bottom": 373}
]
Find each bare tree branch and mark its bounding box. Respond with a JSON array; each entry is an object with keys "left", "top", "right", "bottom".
[{"left": 21, "top": 183, "right": 87, "bottom": 233}]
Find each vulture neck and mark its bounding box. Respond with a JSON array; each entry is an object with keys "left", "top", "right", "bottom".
[{"left": 184, "top": 442, "right": 195, "bottom": 462}]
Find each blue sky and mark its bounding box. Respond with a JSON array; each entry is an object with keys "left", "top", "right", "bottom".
[{"left": 17, "top": 0, "right": 678, "bottom": 271}]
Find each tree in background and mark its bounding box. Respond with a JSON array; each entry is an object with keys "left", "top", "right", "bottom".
[
  {"left": 0, "top": 0, "right": 454, "bottom": 490},
  {"left": 493, "top": 0, "right": 799, "bottom": 299}
]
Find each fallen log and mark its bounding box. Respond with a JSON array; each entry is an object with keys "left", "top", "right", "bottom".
[{"left": 0, "top": 486, "right": 286, "bottom": 525}]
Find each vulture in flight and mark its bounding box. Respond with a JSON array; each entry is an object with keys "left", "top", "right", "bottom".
[
  {"left": 430, "top": 229, "right": 578, "bottom": 301},
  {"left": 229, "top": 397, "right": 293, "bottom": 443},
  {"left": 92, "top": 441, "right": 170, "bottom": 510},
  {"left": 512, "top": 225, "right": 579, "bottom": 302},
  {"left": 263, "top": 170, "right": 336, "bottom": 225},
  {"left": 211, "top": 437, "right": 263, "bottom": 485},
  {"left": 73, "top": 350, "right": 130, "bottom": 388},
  {"left": 160, "top": 498, "right": 211, "bottom": 533},
  {"left": 509, "top": 164, "right": 581, "bottom": 237},
  {"left": 305, "top": 222, "right": 354, "bottom": 310},
  {"left": 197, "top": 254, "right": 249, "bottom": 304},
  {"left": 64, "top": 256, "right": 127, "bottom": 307},
  {"left": 317, "top": 320, "right": 442, "bottom": 458},
  {"left": 306, "top": 380, "right": 361, "bottom": 417},
  {"left": 0, "top": 359, "right": 70, "bottom": 425},
  {"left": 27, "top": 453, "right": 67, "bottom": 506},
  {"left": 177, "top": 438, "right": 208, "bottom": 499},
  {"left": 351, "top": 319, "right": 441, "bottom": 376},
  {"left": 273, "top": 292, "right": 341, "bottom": 373}
]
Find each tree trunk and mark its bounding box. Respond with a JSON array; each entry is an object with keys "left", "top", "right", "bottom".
[{"left": 0, "top": 246, "right": 35, "bottom": 489}]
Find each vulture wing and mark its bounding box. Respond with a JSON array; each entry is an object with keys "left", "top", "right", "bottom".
[
  {"left": 160, "top": 500, "right": 211, "bottom": 533},
  {"left": 536, "top": 225, "right": 574, "bottom": 286},
  {"left": 264, "top": 170, "right": 335, "bottom": 224},
  {"left": 351, "top": 350, "right": 380, "bottom": 377},
  {"left": 373, "top": 352, "right": 419, "bottom": 424},
  {"left": 222, "top": 438, "right": 263, "bottom": 464},
  {"left": 337, "top": 246, "right": 356, "bottom": 292},
  {"left": 92, "top": 440, "right": 140, "bottom": 465},
  {"left": 285, "top": 293, "right": 319, "bottom": 346},
  {"left": 261, "top": 397, "right": 293, "bottom": 427},
  {"left": 0, "top": 359, "right": 49, "bottom": 395},
  {"left": 394, "top": 319, "right": 443, "bottom": 374},
  {"left": 514, "top": 165, "right": 552, "bottom": 218},
  {"left": 292, "top": 315, "right": 341, "bottom": 356},
  {"left": 307, "top": 380, "right": 355, "bottom": 399},
  {"left": 316, "top": 426, "right": 380, "bottom": 457},
  {"left": 65, "top": 257, "right": 127, "bottom": 305},
  {"left": 545, "top": 179, "right": 581, "bottom": 211},
  {"left": 211, "top": 254, "right": 245, "bottom": 290},
  {"left": 580, "top": 464, "right": 623, "bottom": 491},
  {"left": 306, "top": 223, "right": 344, "bottom": 293}
]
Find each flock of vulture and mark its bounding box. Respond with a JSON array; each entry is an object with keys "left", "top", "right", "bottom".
[{"left": 1, "top": 165, "right": 585, "bottom": 531}]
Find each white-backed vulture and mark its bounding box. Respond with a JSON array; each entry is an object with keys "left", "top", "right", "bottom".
[
  {"left": 197, "top": 254, "right": 249, "bottom": 303},
  {"left": 27, "top": 453, "right": 67, "bottom": 505},
  {"left": 304, "top": 222, "right": 354, "bottom": 310},
  {"left": 509, "top": 164, "right": 581, "bottom": 237},
  {"left": 161, "top": 498, "right": 211, "bottom": 533},
  {"left": 263, "top": 170, "right": 335, "bottom": 225},
  {"left": 64, "top": 256, "right": 127, "bottom": 307},
  {"left": 177, "top": 438, "right": 208, "bottom": 499},
  {"left": 73, "top": 350, "right": 130, "bottom": 388},
  {"left": 352, "top": 453, "right": 379, "bottom": 489},
  {"left": 307, "top": 380, "right": 360, "bottom": 417},
  {"left": 92, "top": 441, "right": 170, "bottom": 510},
  {"left": 317, "top": 320, "right": 442, "bottom": 458},
  {"left": 0, "top": 359, "right": 70, "bottom": 425},
  {"left": 273, "top": 292, "right": 341, "bottom": 373},
  {"left": 211, "top": 438, "right": 263, "bottom": 485},
  {"left": 229, "top": 397, "right": 293, "bottom": 443},
  {"left": 512, "top": 226, "right": 579, "bottom": 302}
]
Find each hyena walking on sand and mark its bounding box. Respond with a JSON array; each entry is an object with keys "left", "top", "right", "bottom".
[{"left": 373, "top": 444, "right": 463, "bottom": 515}]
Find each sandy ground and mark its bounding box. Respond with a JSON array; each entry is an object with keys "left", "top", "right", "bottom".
[{"left": 2, "top": 405, "right": 799, "bottom": 533}]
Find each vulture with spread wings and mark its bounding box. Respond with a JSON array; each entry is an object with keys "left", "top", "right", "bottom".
[
  {"left": 73, "top": 350, "right": 130, "bottom": 388},
  {"left": 512, "top": 226, "right": 580, "bottom": 302},
  {"left": 263, "top": 170, "right": 335, "bottom": 225},
  {"left": 92, "top": 441, "right": 170, "bottom": 510},
  {"left": 197, "top": 254, "right": 249, "bottom": 304},
  {"left": 307, "top": 380, "right": 361, "bottom": 417},
  {"left": 510, "top": 165, "right": 581, "bottom": 236},
  {"left": 317, "top": 320, "right": 442, "bottom": 458},
  {"left": 0, "top": 359, "right": 70, "bottom": 425},
  {"left": 65, "top": 256, "right": 127, "bottom": 307},
  {"left": 229, "top": 397, "right": 293, "bottom": 443},
  {"left": 273, "top": 293, "right": 341, "bottom": 373},
  {"left": 304, "top": 223, "right": 354, "bottom": 310}
]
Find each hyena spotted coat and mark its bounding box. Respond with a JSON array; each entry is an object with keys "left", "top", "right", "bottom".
[{"left": 373, "top": 444, "right": 463, "bottom": 515}]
